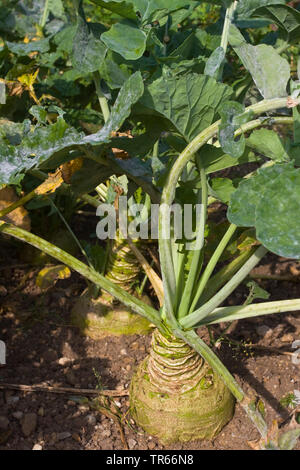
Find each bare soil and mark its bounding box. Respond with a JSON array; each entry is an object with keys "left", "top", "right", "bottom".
[{"left": 0, "top": 240, "right": 300, "bottom": 451}]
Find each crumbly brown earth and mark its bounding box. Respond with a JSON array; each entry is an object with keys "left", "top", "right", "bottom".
[{"left": 0, "top": 240, "right": 300, "bottom": 450}]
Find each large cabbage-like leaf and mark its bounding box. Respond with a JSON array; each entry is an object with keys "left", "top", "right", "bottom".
[
  {"left": 101, "top": 21, "right": 147, "bottom": 60},
  {"left": 139, "top": 73, "right": 232, "bottom": 141},
  {"left": 71, "top": 4, "right": 107, "bottom": 73},
  {"left": 228, "top": 163, "right": 300, "bottom": 259},
  {"left": 255, "top": 168, "right": 300, "bottom": 259},
  {"left": 229, "top": 25, "right": 290, "bottom": 99},
  {"left": 227, "top": 163, "right": 293, "bottom": 227},
  {"left": 89, "top": 0, "right": 198, "bottom": 23},
  {"left": 246, "top": 129, "right": 290, "bottom": 162},
  {"left": 0, "top": 72, "right": 144, "bottom": 185},
  {"left": 252, "top": 4, "right": 300, "bottom": 43},
  {"left": 236, "top": 0, "right": 285, "bottom": 18}
]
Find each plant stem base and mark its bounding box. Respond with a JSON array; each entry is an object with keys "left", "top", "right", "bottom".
[
  {"left": 129, "top": 330, "right": 235, "bottom": 444},
  {"left": 71, "top": 290, "right": 154, "bottom": 339}
]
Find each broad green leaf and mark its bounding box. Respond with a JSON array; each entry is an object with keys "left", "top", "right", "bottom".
[
  {"left": 236, "top": 0, "right": 285, "bottom": 18},
  {"left": 218, "top": 102, "right": 253, "bottom": 158},
  {"left": 209, "top": 177, "right": 238, "bottom": 203},
  {"left": 0, "top": 119, "right": 25, "bottom": 146},
  {"left": 53, "top": 25, "right": 77, "bottom": 54},
  {"left": 0, "top": 118, "right": 84, "bottom": 186},
  {"left": 88, "top": 0, "right": 138, "bottom": 20},
  {"left": 0, "top": 73, "right": 144, "bottom": 185},
  {"left": 256, "top": 168, "right": 300, "bottom": 259},
  {"left": 252, "top": 5, "right": 300, "bottom": 43},
  {"left": 101, "top": 22, "right": 147, "bottom": 60},
  {"left": 204, "top": 46, "right": 225, "bottom": 80},
  {"left": 202, "top": 144, "right": 260, "bottom": 175},
  {"left": 128, "top": 0, "right": 198, "bottom": 23},
  {"left": 29, "top": 106, "right": 48, "bottom": 125},
  {"left": 246, "top": 128, "right": 290, "bottom": 162},
  {"left": 169, "top": 32, "right": 196, "bottom": 60},
  {"left": 48, "top": 0, "right": 66, "bottom": 20},
  {"left": 69, "top": 160, "right": 114, "bottom": 196},
  {"left": 92, "top": 0, "right": 198, "bottom": 23},
  {"left": 0, "top": 145, "right": 27, "bottom": 186},
  {"left": 227, "top": 163, "right": 293, "bottom": 227},
  {"left": 101, "top": 53, "right": 131, "bottom": 89},
  {"left": 229, "top": 26, "right": 290, "bottom": 99},
  {"left": 140, "top": 73, "right": 232, "bottom": 141},
  {"left": 84, "top": 71, "right": 144, "bottom": 144},
  {"left": 72, "top": 5, "right": 107, "bottom": 73},
  {"left": 278, "top": 428, "right": 300, "bottom": 450},
  {"left": 5, "top": 38, "right": 50, "bottom": 56}
]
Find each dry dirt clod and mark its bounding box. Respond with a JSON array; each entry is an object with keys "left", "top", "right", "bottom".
[
  {"left": 86, "top": 414, "right": 97, "bottom": 426},
  {"left": 256, "top": 325, "right": 272, "bottom": 338},
  {"left": 281, "top": 333, "right": 294, "bottom": 343},
  {"left": 12, "top": 411, "right": 23, "bottom": 420},
  {"left": 128, "top": 438, "right": 137, "bottom": 449},
  {"left": 21, "top": 413, "right": 37, "bottom": 437},
  {"left": 147, "top": 441, "right": 156, "bottom": 450},
  {"left": 0, "top": 416, "right": 9, "bottom": 430}
]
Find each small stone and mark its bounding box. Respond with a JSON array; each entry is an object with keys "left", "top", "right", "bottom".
[
  {"left": 65, "top": 370, "right": 76, "bottom": 386},
  {"left": 38, "top": 407, "right": 44, "bottom": 417},
  {"left": 32, "top": 444, "right": 42, "bottom": 450},
  {"left": 281, "top": 333, "right": 294, "bottom": 343},
  {"left": 126, "top": 365, "right": 131, "bottom": 371},
  {"left": 12, "top": 411, "right": 23, "bottom": 420},
  {"left": 148, "top": 441, "right": 156, "bottom": 450},
  {"left": 86, "top": 414, "right": 96, "bottom": 426},
  {"left": 256, "top": 325, "right": 272, "bottom": 338},
  {"left": 128, "top": 438, "right": 137, "bottom": 449},
  {"left": 57, "top": 431, "right": 71, "bottom": 441},
  {"left": 58, "top": 357, "right": 70, "bottom": 366},
  {"left": 120, "top": 349, "right": 127, "bottom": 355},
  {"left": 0, "top": 416, "right": 9, "bottom": 430},
  {"left": 22, "top": 413, "right": 37, "bottom": 437}
]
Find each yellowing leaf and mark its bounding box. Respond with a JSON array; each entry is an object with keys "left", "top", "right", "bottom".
[
  {"left": 36, "top": 265, "right": 71, "bottom": 289},
  {"left": 18, "top": 69, "right": 39, "bottom": 89},
  {"left": 60, "top": 157, "right": 84, "bottom": 184},
  {"left": 35, "top": 170, "right": 64, "bottom": 195}
]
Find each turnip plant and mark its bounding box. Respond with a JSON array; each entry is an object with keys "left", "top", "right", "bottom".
[{"left": 1, "top": 0, "right": 300, "bottom": 449}]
